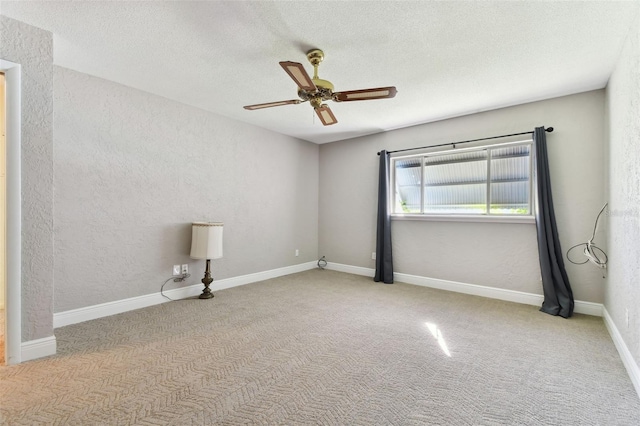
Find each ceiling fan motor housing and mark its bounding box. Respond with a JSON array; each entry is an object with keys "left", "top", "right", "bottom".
[{"left": 298, "top": 85, "right": 333, "bottom": 102}]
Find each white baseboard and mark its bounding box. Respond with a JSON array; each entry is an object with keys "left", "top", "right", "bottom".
[
  {"left": 208, "top": 261, "right": 317, "bottom": 291},
  {"left": 54, "top": 261, "right": 317, "bottom": 328},
  {"left": 21, "top": 335, "right": 57, "bottom": 363},
  {"left": 571, "top": 300, "right": 604, "bottom": 317},
  {"left": 603, "top": 307, "right": 640, "bottom": 398},
  {"left": 325, "top": 262, "right": 602, "bottom": 316},
  {"left": 325, "top": 262, "right": 375, "bottom": 278}
]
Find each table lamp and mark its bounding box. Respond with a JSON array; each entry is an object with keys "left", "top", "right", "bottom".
[{"left": 190, "top": 222, "right": 223, "bottom": 299}]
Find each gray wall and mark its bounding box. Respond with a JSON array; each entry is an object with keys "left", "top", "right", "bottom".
[
  {"left": 319, "top": 90, "right": 607, "bottom": 303},
  {"left": 53, "top": 67, "right": 319, "bottom": 312},
  {"left": 0, "top": 16, "right": 54, "bottom": 341},
  {"left": 606, "top": 10, "right": 640, "bottom": 370}
]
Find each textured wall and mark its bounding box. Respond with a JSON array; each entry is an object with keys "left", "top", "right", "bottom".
[
  {"left": 53, "top": 67, "right": 318, "bottom": 312},
  {"left": 606, "top": 10, "right": 640, "bottom": 368},
  {"left": 320, "top": 91, "right": 606, "bottom": 302},
  {"left": 0, "top": 16, "right": 55, "bottom": 341}
]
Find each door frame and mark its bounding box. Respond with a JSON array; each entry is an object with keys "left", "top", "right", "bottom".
[{"left": 1, "top": 59, "right": 22, "bottom": 365}]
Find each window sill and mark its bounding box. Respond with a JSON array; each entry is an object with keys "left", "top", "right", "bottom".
[{"left": 391, "top": 214, "right": 536, "bottom": 224}]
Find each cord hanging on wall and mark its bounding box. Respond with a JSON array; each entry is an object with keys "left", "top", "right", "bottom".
[
  {"left": 161, "top": 273, "right": 191, "bottom": 301},
  {"left": 566, "top": 203, "right": 609, "bottom": 275}
]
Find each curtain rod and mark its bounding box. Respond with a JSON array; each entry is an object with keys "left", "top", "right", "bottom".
[{"left": 377, "top": 127, "right": 553, "bottom": 156}]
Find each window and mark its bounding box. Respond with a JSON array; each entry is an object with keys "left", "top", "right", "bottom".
[{"left": 392, "top": 140, "right": 534, "bottom": 219}]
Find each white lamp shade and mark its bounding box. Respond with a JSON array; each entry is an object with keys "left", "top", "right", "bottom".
[{"left": 190, "top": 222, "right": 223, "bottom": 260}]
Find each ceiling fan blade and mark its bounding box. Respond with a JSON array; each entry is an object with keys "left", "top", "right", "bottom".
[
  {"left": 243, "top": 100, "right": 301, "bottom": 110},
  {"left": 333, "top": 86, "right": 397, "bottom": 102},
  {"left": 315, "top": 105, "right": 338, "bottom": 126},
  {"left": 279, "top": 61, "right": 316, "bottom": 92}
]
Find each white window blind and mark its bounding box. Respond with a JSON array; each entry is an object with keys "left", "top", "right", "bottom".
[{"left": 392, "top": 140, "right": 533, "bottom": 218}]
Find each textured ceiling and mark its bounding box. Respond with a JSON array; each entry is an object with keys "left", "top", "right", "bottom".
[{"left": 2, "top": 1, "right": 638, "bottom": 144}]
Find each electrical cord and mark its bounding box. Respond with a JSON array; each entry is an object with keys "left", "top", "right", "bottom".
[
  {"left": 318, "top": 256, "right": 327, "bottom": 269},
  {"left": 161, "top": 273, "right": 191, "bottom": 301},
  {"left": 566, "top": 203, "right": 608, "bottom": 272}
]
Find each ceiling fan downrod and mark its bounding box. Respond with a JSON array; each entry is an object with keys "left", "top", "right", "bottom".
[{"left": 306, "top": 49, "right": 334, "bottom": 92}]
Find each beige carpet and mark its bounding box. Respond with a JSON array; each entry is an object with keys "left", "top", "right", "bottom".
[{"left": 1, "top": 270, "right": 638, "bottom": 425}]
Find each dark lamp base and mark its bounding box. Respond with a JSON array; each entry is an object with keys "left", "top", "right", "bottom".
[
  {"left": 199, "top": 259, "right": 215, "bottom": 300},
  {"left": 199, "top": 291, "right": 214, "bottom": 299}
]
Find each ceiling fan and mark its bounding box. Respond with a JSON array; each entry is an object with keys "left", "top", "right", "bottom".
[{"left": 243, "top": 49, "right": 397, "bottom": 126}]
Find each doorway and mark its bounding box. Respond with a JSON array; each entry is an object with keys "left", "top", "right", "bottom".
[
  {"left": 1, "top": 72, "right": 5, "bottom": 364},
  {"left": 1, "top": 59, "right": 21, "bottom": 365}
]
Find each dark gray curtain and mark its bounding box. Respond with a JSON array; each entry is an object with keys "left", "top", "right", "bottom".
[
  {"left": 534, "top": 127, "right": 574, "bottom": 318},
  {"left": 374, "top": 150, "right": 394, "bottom": 283}
]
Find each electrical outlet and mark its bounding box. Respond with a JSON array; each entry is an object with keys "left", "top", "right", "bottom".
[
  {"left": 172, "top": 265, "right": 181, "bottom": 276},
  {"left": 372, "top": 252, "right": 376, "bottom": 260},
  {"left": 181, "top": 264, "right": 189, "bottom": 275},
  {"left": 295, "top": 249, "right": 299, "bottom": 257}
]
